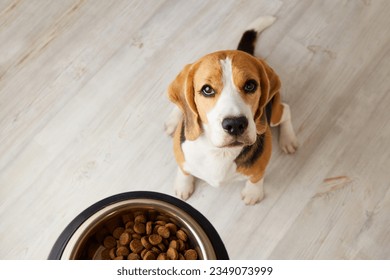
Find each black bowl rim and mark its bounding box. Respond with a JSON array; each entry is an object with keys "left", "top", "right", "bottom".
[{"left": 48, "top": 191, "right": 229, "bottom": 260}]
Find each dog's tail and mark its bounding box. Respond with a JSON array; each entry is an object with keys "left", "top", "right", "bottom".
[{"left": 237, "top": 16, "right": 276, "bottom": 55}]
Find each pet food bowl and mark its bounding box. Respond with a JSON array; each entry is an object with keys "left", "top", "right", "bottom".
[{"left": 48, "top": 191, "right": 228, "bottom": 260}]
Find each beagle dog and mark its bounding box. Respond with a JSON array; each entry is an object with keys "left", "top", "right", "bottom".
[{"left": 165, "top": 16, "right": 298, "bottom": 205}]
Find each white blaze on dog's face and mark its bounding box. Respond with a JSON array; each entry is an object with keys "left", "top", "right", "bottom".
[{"left": 193, "top": 52, "right": 262, "bottom": 148}]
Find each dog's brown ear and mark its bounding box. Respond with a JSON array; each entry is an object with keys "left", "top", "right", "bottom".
[
  {"left": 168, "top": 64, "right": 202, "bottom": 140},
  {"left": 254, "top": 59, "right": 281, "bottom": 134}
]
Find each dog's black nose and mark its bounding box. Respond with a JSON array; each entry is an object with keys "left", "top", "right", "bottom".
[{"left": 222, "top": 116, "right": 248, "bottom": 136}]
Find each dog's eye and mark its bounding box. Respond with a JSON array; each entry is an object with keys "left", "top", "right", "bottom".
[
  {"left": 243, "top": 80, "right": 257, "bottom": 93},
  {"left": 201, "top": 85, "right": 215, "bottom": 97}
]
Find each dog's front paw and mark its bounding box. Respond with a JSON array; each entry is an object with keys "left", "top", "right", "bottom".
[
  {"left": 279, "top": 120, "right": 299, "bottom": 154},
  {"left": 241, "top": 180, "right": 264, "bottom": 205},
  {"left": 174, "top": 169, "right": 195, "bottom": 200},
  {"left": 175, "top": 184, "right": 194, "bottom": 200}
]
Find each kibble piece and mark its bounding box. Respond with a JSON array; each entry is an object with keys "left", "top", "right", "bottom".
[
  {"left": 133, "top": 223, "right": 146, "bottom": 234},
  {"left": 140, "top": 248, "right": 148, "bottom": 259},
  {"left": 177, "top": 239, "right": 186, "bottom": 251},
  {"left": 155, "top": 220, "right": 166, "bottom": 226},
  {"left": 141, "top": 236, "right": 153, "bottom": 249},
  {"left": 119, "top": 232, "right": 131, "bottom": 246},
  {"left": 184, "top": 249, "right": 198, "bottom": 260},
  {"left": 163, "top": 238, "right": 170, "bottom": 247},
  {"left": 167, "top": 247, "right": 179, "bottom": 260},
  {"left": 114, "top": 256, "right": 124, "bottom": 260},
  {"left": 130, "top": 239, "right": 144, "bottom": 254},
  {"left": 178, "top": 253, "right": 185, "bottom": 260},
  {"left": 125, "top": 228, "right": 135, "bottom": 235},
  {"left": 103, "top": 236, "right": 117, "bottom": 249},
  {"left": 145, "top": 221, "right": 153, "bottom": 235},
  {"left": 157, "top": 226, "right": 170, "bottom": 239},
  {"left": 125, "top": 221, "right": 135, "bottom": 230},
  {"left": 113, "top": 227, "right": 125, "bottom": 239},
  {"left": 109, "top": 247, "right": 116, "bottom": 259},
  {"left": 134, "top": 214, "right": 147, "bottom": 224},
  {"left": 116, "top": 246, "right": 130, "bottom": 257},
  {"left": 149, "top": 234, "right": 162, "bottom": 245},
  {"left": 157, "top": 242, "right": 166, "bottom": 252},
  {"left": 176, "top": 230, "right": 188, "bottom": 242},
  {"left": 169, "top": 240, "right": 179, "bottom": 250},
  {"left": 143, "top": 251, "right": 156, "bottom": 260},
  {"left": 165, "top": 223, "right": 178, "bottom": 234},
  {"left": 153, "top": 225, "right": 161, "bottom": 234},
  {"left": 132, "top": 233, "right": 142, "bottom": 240},
  {"left": 127, "top": 253, "right": 141, "bottom": 260},
  {"left": 151, "top": 246, "right": 161, "bottom": 255},
  {"left": 157, "top": 253, "right": 169, "bottom": 260}
]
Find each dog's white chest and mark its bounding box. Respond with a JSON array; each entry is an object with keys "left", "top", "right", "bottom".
[{"left": 181, "top": 136, "right": 247, "bottom": 187}]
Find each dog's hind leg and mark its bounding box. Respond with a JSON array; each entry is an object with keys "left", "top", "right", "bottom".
[
  {"left": 164, "top": 107, "right": 182, "bottom": 136},
  {"left": 267, "top": 92, "right": 298, "bottom": 154},
  {"left": 269, "top": 98, "right": 299, "bottom": 154},
  {"left": 277, "top": 103, "right": 299, "bottom": 154}
]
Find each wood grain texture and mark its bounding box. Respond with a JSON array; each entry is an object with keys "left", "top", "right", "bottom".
[{"left": 0, "top": 0, "right": 389, "bottom": 259}]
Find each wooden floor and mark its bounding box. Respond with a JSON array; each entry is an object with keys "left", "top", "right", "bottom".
[{"left": 1, "top": 0, "right": 389, "bottom": 260}]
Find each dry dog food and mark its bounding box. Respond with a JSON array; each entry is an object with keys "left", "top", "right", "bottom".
[{"left": 88, "top": 209, "right": 198, "bottom": 260}]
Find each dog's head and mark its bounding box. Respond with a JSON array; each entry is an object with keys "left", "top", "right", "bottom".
[{"left": 168, "top": 50, "right": 280, "bottom": 148}]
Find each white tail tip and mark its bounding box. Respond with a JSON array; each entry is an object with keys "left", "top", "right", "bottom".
[{"left": 247, "top": 16, "right": 276, "bottom": 33}]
